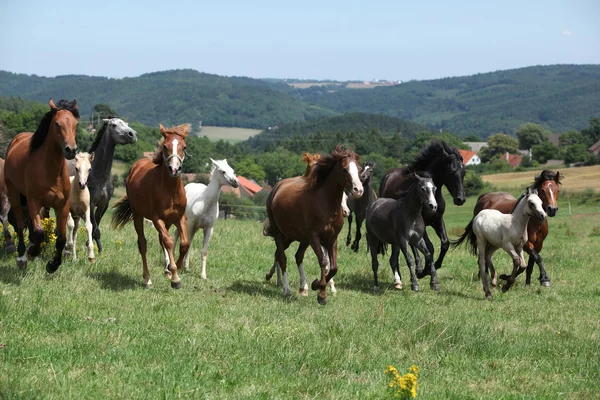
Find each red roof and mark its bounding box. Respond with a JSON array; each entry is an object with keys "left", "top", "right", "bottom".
[
  {"left": 143, "top": 151, "right": 154, "bottom": 159},
  {"left": 505, "top": 153, "right": 523, "bottom": 168},
  {"left": 458, "top": 149, "right": 478, "bottom": 165},
  {"left": 237, "top": 176, "right": 263, "bottom": 194}
]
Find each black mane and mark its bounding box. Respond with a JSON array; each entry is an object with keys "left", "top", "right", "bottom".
[
  {"left": 404, "top": 141, "right": 463, "bottom": 174},
  {"left": 510, "top": 192, "right": 528, "bottom": 214},
  {"left": 29, "top": 100, "right": 80, "bottom": 153},
  {"left": 531, "top": 170, "right": 562, "bottom": 189}
]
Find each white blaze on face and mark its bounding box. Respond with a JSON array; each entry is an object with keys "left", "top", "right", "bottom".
[
  {"left": 170, "top": 139, "right": 180, "bottom": 173},
  {"left": 548, "top": 186, "right": 555, "bottom": 206},
  {"left": 426, "top": 181, "right": 437, "bottom": 209},
  {"left": 341, "top": 192, "right": 350, "bottom": 217},
  {"left": 348, "top": 161, "right": 363, "bottom": 198},
  {"left": 531, "top": 194, "right": 546, "bottom": 219}
]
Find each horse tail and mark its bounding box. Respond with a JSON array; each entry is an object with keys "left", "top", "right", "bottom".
[
  {"left": 450, "top": 219, "right": 478, "bottom": 256},
  {"left": 379, "top": 241, "right": 388, "bottom": 256},
  {"left": 263, "top": 217, "right": 273, "bottom": 237},
  {"left": 111, "top": 196, "right": 133, "bottom": 229}
]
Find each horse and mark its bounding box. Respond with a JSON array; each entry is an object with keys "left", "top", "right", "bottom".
[
  {"left": 111, "top": 124, "right": 190, "bottom": 289},
  {"left": 264, "top": 152, "right": 349, "bottom": 294},
  {"left": 64, "top": 152, "right": 95, "bottom": 262},
  {"left": 68, "top": 117, "right": 137, "bottom": 253},
  {"left": 4, "top": 99, "right": 79, "bottom": 272},
  {"left": 472, "top": 170, "right": 562, "bottom": 286},
  {"left": 379, "top": 141, "right": 466, "bottom": 279},
  {"left": 166, "top": 158, "right": 239, "bottom": 279},
  {"left": 0, "top": 157, "right": 17, "bottom": 253},
  {"left": 346, "top": 161, "right": 377, "bottom": 252},
  {"left": 366, "top": 172, "right": 438, "bottom": 292},
  {"left": 452, "top": 188, "right": 547, "bottom": 299},
  {"left": 265, "top": 146, "right": 363, "bottom": 304}
]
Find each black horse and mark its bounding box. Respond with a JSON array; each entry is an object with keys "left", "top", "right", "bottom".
[
  {"left": 366, "top": 172, "right": 439, "bottom": 292},
  {"left": 346, "top": 161, "right": 377, "bottom": 252},
  {"left": 379, "top": 141, "right": 466, "bottom": 278}
]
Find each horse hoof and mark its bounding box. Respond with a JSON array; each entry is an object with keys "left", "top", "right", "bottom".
[
  {"left": 501, "top": 284, "right": 511, "bottom": 293},
  {"left": 46, "top": 260, "right": 60, "bottom": 274},
  {"left": 145, "top": 282, "right": 153, "bottom": 289},
  {"left": 311, "top": 279, "right": 320, "bottom": 291},
  {"left": 373, "top": 286, "right": 379, "bottom": 293},
  {"left": 394, "top": 282, "right": 403, "bottom": 290},
  {"left": 411, "top": 285, "right": 420, "bottom": 291},
  {"left": 16, "top": 259, "right": 27, "bottom": 270},
  {"left": 265, "top": 273, "right": 273, "bottom": 281},
  {"left": 88, "top": 258, "right": 96, "bottom": 264},
  {"left": 171, "top": 281, "right": 182, "bottom": 289},
  {"left": 5, "top": 244, "right": 16, "bottom": 254},
  {"left": 499, "top": 274, "right": 510, "bottom": 281},
  {"left": 416, "top": 269, "right": 428, "bottom": 279},
  {"left": 317, "top": 294, "right": 327, "bottom": 305},
  {"left": 486, "top": 294, "right": 493, "bottom": 301},
  {"left": 430, "top": 283, "right": 440, "bottom": 291},
  {"left": 540, "top": 280, "right": 551, "bottom": 288},
  {"left": 299, "top": 288, "right": 308, "bottom": 296}
]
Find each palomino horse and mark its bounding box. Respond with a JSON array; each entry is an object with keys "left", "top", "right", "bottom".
[
  {"left": 68, "top": 117, "right": 137, "bottom": 253},
  {"left": 65, "top": 152, "right": 95, "bottom": 262},
  {"left": 346, "top": 161, "right": 377, "bottom": 252},
  {"left": 473, "top": 170, "right": 562, "bottom": 286},
  {"left": 366, "top": 173, "right": 438, "bottom": 292},
  {"left": 166, "top": 158, "right": 239, "bottom": 279},
  {"left": 0, "top": 157, "right": 17, "bottom": 253},
  {"left": 112, "top": 124, "right": 190, "bottom": 289},
  {"left": 452, "top": 188, "right": 547, "bottom": 299},
  {"left": 4, "top": 99, "right": 79, "bottom": 272},
  {"left": 379, "top": 141, "right": 466, "bottom": 278},
  {"left": 266, "top": 146, "right": 363, "bottom": 304}
]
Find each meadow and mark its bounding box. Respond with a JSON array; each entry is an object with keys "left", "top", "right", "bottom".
[
  {"left": 196, "top": 126, "right": 262, "bottom": 143},
  {"left": 1, "top": 188, "right": 599, "bottom": 398}
]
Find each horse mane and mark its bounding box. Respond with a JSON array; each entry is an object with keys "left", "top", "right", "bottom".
[
  {"left": 302, "top": 152, "right": 320, "bottom": 176},
  {"left": 152, "top": 137, "right": 165, "bottom": 164},
  {"left": 396, "top": 171, "right": 433, "bottom": 200},
  {"left": 29, "top": 99, "right": 80, "bottom": 153},
  {"left": 303, "top": 145, "right": 359, "bottom": 190},
  {"left": 403, "top": 141, "right": 462, "bottom": 174},
  {"left": 510, "top": 191, "right": 529, "bottom": 214},
  {"left": 531, "top": 170, "right": 562, "bottom": 189}
]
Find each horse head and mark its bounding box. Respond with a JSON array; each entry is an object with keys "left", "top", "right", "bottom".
[
  {"left": 74, "top": 152, "right": 93, "bottom": 190},
  {"left": 103, "top": 117, "right": 137, "bottom": 145},
  {"left": 335, "top": 148, "right": 363, "bottom": 199},
  {"left": 360, "top": 161, "right": 375, "bottom": 183},
  {"left": 415, "top": 173, "right": 437, "bottom": 212},
  {"left": 525, "top": 188, "right": 547, "bottom": 221},
  {"left": 49, "top": 99, "right": 80, "bottom": 160},
  {"left": 535, "top": 170, "right": 563, "bottom": 217},
  {"left": 159, "top": 123, "right": 189, "bottom": 178},
  {"left": 210, "top": 158, "right": 239, "bottom": 188},
  {"left": 439, "top": 144, "right": 466, "bottom": 206}
]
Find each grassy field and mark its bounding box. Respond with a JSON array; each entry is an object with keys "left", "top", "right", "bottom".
[
  {"left": 482, "top": 165, "right": 600, "bottom": 193},
  {"left": 195, "top": 126, "right": 262, "bottom": 143},
  {"left": 1, "top": 191, "right": 599, "bottom": 398}
]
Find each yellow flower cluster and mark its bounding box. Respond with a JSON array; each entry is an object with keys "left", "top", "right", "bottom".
[
  {"left": 385, "top": 365, "right": 419, "bottom": 398},
  {"left": 40, "top": 218, "right": 58, "bottom": 249}
]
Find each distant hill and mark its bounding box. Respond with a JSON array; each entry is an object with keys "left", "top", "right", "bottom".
[
  {"left": 293, "top": 64, "right": 600, "bottom": 137},
  {"left": 0, "top": 69, "right": 335, "bottom": 129}
]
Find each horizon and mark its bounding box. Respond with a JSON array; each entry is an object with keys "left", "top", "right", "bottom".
[{"left": 1, "top": 1, "right": 599, "bottom": 82}]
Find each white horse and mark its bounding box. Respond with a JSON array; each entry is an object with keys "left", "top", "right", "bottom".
[
  {"left": 166, "top": 158, "right": 239, "bottom": 278},
  {"left": 64, "top": 152, "right": 95, "bottom": 262},
  {"left": 453, "top": 187, "right": 546, "bottom": 299}
]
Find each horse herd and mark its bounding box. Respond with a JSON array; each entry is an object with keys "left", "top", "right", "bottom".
[{"left": 0, "top": 99, "right": 563, "bottom": 304}]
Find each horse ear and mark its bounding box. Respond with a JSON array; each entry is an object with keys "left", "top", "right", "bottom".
[
  {"left": 178, "top": 123, "right": 191, "bottom": 139},
  {"left": 90, "top": 152, "right": 95, "bottom": 161},
  {"left": 210, "top": 158, "right": 217, "bottom": 165},
  {"left": 49, "top": 99, "right": 56, "bottom": 109},
  {"left": 72, "top": 99, "right": 78, "bottom": 108},
  {"left": 159, "top": 124, "right": 167, "bottom": 137},
  {"left": 102, "top": 118, "right": 109, "bottom": 122},
  {"left": 555, "top": 171, "right": 563, "bottom": 183}
]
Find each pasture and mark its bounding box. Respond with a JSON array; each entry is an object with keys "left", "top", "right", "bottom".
[
  {"left": 1, "top": 193, "right": 599, "bottom": 398},
  {"left": 196, "top": 126, "right": 262, "bottom": 143},
  {"left": 482, "top": 165, "right": 600, "bottom": 193}
]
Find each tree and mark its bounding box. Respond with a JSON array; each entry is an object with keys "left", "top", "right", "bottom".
[
  {"left": 233, "top": 157, "right": 266, "bottom": 182},
  {"left": 581, "top": 117, "right": 600, "bottom": 147},
  {"left": 563, "top": 144, "right": 588, "bottom": 164},
  {"left": 463, "top": 134, "right": 483, "bottom": 142},
  {"left": 531, "top": 141, "right": 560, "bottom": 164},
  {"left": 93, "top": 104, "right": 118, "bottom": 117},
  {"left": 516, "top": 123, "right": 549, "bottom": 150},
  {"left": 479, "top": 133, "right": 519, "bottom": 162},
  {"left": 559, "top": 130, "right": 585, "bottom": 147}
]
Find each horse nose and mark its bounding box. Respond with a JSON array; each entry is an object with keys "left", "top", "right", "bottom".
[
  {"left": 127, "top": 130, "right": 136, "bottom": 138},
  {"left": 79, "top": 182, "right": 86, "bottom": 190},
  {"left": 64, "top": 146, "right": 77, "bottom": 159},
  {"left": 429, "top": 203, "right": 437, "bottom": 212},
  {"left": 352, "top": 186, "right": 363, "bottom": 198},
  {"left": 547, "top": 206, "right": 558, "bottom": 217},
  {"left": 454, "top": 195, "right": 466, "bottom": 206}
]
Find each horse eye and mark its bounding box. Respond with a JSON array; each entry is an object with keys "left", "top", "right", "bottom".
[{"left": 111, "top": 123, "right": 117, "bottom": 127}]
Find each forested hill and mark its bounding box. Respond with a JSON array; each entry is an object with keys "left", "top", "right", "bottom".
[
  {"left": 0, "top": 69, "right": 335, "bottom": 129},
  {"left": 294, "top": 64, "right": 600, "bottom": 137}
]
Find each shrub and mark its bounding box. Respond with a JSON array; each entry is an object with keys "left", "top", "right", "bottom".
[{"left": 463, "top": 170, "right": 484, "bottom": 197}]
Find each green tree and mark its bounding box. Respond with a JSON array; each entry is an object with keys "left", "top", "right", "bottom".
[
  {"left": 580, "top": 117, "right": 600, "bottom": 147},
  {"left": 559, "top": 130, "right": 585, "bottom": 147},
  {"left": 516, "top": 123, "right": 549, "bottom": 150},
  {"left": 233, "top": 157, "right": 266, "bottom": 182},
  {"left": 563, "top": 144, "right": 588, "bottom": 164},
  {"left": 479, "top": 133, "right": 519, "bottom": 162},
  {"left": 463, "top": 170, "right": 484, "bottom": 196},
  {"left": 94, "top": 104, "right": 118, "bottom": 117},
  {"left": 531, "top": 141, "right": 560, "bottom": 164}
]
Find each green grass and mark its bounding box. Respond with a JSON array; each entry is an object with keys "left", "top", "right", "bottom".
[
  {"left": 196, "top": 126, "right": 262, "bottom": 143},
  {"left": 1, "top": 196, "right": 599, "bottom": 398}
]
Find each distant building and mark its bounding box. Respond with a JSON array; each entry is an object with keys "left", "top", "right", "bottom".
[
  {"left": 464, "top": 142, "right": 488, "bottom": 153},
  {"left": 504, "top": 152, "right": 523, "bottom": 168},
  {"left": 458, "top": 149, "right": 481, "bottom": 166},
  {"left": 589, "top": 139, "right": 600, "bottom": 158}
]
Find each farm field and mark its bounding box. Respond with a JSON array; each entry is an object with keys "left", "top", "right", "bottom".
[
  {"left": 482, "top": 165, "right": 600, "bottom": 192},
  {"left": 196, "top": 126, "right": 262, "bottom": 143},
  {"left": 1, "top": 193, "right": 599, "bottom": 398}
]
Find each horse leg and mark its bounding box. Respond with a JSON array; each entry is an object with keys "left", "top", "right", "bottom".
[
  {"left": 416, "top": 238, "right": 438, "bottom": 290},
  {"left": 308, "top": 233, "right": 330, "bottom": 305},
  {"left": 390, "top": 245, "right": 403, "bottom": 290},
  {"left": 499, "top": 245, "right": 526, "bottom": 293},
  {"left": 477, "top": 240, "right": 492, "bottom": 300},
  {"left": 64, "top": 212, "right": 74, "bottom": 257},
  {"left": 174, "top": 215, "right": 190, "bottom": 278},
  {"left": 84, "top": 208, "right": 95, "bottom": 263},
  {"left": 399, "top": 240, "right": 421, "bottom": 291},
  {"left": 411, "top": 244, "right": 423, "bottom": 279},
  {"left": 273, "top": 236, "right": 291, "bottom": 296},
  {"left": 415, "top": 230, "right": 434, "bottom": 278},
  {"left": 153, "top": 219, "right": 182, "bottom": 289},
  {"left": 199, "top": 226, "right": 213, "bottom": 280},
  {"left": 326, "top": 240, "right": 338, "bottom": 295},
  {"left": 46, "top": 202, "right": 68, "bottom": 274},
  {"left": 6, "top": 187, "right": 28, "bottom": 269},
  {"left": 368, "top": 232, "right": 381, "bottom": 292},
  {"left": 25, "top": 198, "right": 45, "bottom": 260},
  {"left": 132, "top": 214, "right": 151, "bottom": 287},
  {"left": 295, "top": 242, "right": 309, "bottom": 296},
  {"left": 93, "top": 203, "right": 109, "bottom": 253},
  {"left": 351, "top": 215, "right": 363, "bottom": 252},
  {"left": 0, "top": 199, "right": 16, "bottom": 253},
  {"left": 430, "top": 219, "right": 450, "bottom": 271},
  {"left": 524, "top": 245, "right": 550, "bottom": 287},
  {"left": 485, "top": 250, "right": 497, "bottom": 288},
  {"left": 345, "top": 212, "right": 353, "bottom": 247}
]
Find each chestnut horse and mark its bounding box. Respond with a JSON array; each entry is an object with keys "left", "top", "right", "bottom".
[
  {"left": 4, "top": 99, "right": 79, "bottom": 272},
  {"left": 266, "top": 146, "right": 363, "bottom": 304},
  {"left": 472, "top": 170, "right": 562, "bottom": 287},
  {"left": 0, "top": 157, "right": 17, "bottom": 253},
  {"left": 112, "top": 124, "right": 190, "bottom": 289}
]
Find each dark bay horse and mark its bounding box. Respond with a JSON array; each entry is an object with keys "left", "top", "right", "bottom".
[
  {"left": 4, "top": 99, "right": 79, "bottom": 272},
  {"left": 472, "top": 170, "right": 562, "bottom": 286},
  {"left": 346, "top": 161, "right": 377, "bottom": 252},
  {"left": 0, "top": 157, "right": 17, "bottom": 253},
  {"left": 379, "top": 141, "right": 466, "bottom": 278},
  {"left": 366, "top": 172, "right": 438, "bottom": 292},
  {"left": 265, "top": 146, "right": 363, "bottom": 304},
  {"left": 112, "top": 124, "right": 189, "bottom": 289},
  {"left": 68, "top": 117, "right": 137, "bottom": 253}
]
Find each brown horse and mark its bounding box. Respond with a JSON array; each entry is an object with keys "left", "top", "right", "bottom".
[
  {"left": 0, "top": 157, "right": 17, "bottom": 253},
  {"left": 265, "top": 146, "right": 363, "bottom": 304},
  {"left": 111, "top": 124, "right": 190, "bottom": 289},
  {"left": 4, "top": 99, "right": 79, "bottom": 272},
  {"left": 472, "top": 170, "right": 562, "bottom": 287}
]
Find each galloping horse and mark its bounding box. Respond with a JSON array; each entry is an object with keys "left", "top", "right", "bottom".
[
  {"left": 346, "top": 161, "right": 377, "bottom": 252},
  {"left": 266, "top": 146, "right": 363, "bottom": 304},
  {"left": 112, "top": 124, "right": 189, "bottom": 289},
  {"left": 452, "top": 188, "right": 547, "bottom": 299},
  {"left": 4, "top": 99, "right": 79, "bottom": 272},
  {"left": 366, "top": 172, "right": 438, "bottom": 292},
  {"left": 68, "top": 117, "right": 137, "bottom": 253},
  {"left": 65, "top": 152, "right": 95, "bottom": 262},
  {"left": 473, "top": 170, "right": 562, "bottom": 286},
  {"left": 379, "top": 141, "right": 466, "bottom": 278},
  {"left": 0, "top": 157, "right": 17, "bottom": 253}
]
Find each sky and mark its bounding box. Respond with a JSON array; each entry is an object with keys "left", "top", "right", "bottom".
[{"left": 1, "top": 0, "right": 599, "bottom": 82}]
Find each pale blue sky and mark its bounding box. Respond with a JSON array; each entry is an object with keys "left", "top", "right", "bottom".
[{"left": 1, "top": 0, "right": 598, "bottom": 81}]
